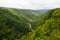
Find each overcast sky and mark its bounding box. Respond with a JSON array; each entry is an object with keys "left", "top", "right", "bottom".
[{"left": 0, "top": 0, "right": 60, "bottom": 10}]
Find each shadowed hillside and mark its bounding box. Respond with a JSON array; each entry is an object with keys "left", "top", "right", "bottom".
[
  {"left": 19, "top": 8, "right": 60, "bottom": 40},
  {"left": 0, "top": 7, "right": 60, "bottom": 40},
  {"left": 0, "top": 7, "right": 41, "bottom": 40}
]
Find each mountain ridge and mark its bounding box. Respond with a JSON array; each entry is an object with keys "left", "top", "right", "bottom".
[{"left": 0, "top": 7, "right": 60, "bottom": 40}]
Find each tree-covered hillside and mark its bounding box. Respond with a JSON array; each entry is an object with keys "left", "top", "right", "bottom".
[
  {"left": 18, "top": 8, "right": 60, "bottom": 40},
  {"left": 0, "top": 7, "right": 41, "bottom": 40},
  {"left": 0, "top": 7, "right": 60, "bottom": 40}
]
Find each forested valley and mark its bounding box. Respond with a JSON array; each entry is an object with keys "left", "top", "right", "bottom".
[{"left": 0, "top": 7, "right": 60, "bottom": 40}]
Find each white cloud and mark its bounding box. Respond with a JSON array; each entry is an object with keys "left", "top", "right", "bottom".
[{"left": 0, "top": 0, "right": 60, "bottom": 10}]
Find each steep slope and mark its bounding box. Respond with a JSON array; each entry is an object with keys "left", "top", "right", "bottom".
[
  {"left": 0, "top": 7, "right": 60, "bottom": 40},
  {"left": 12, "top": 9, "right": 40, "bottom": 20},
  {"left": 0, "top": 7, "right": 41, "bottom": 40},
  {"left": 0, "top": 7, "right": 30, "bottom": 40},
  {"left": 20, "top": 8, "right": 60, "bottom": 40}
]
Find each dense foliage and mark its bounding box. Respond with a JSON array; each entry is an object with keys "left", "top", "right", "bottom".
[{"left": 0, "top": 7, "right": 60, "bottom": 40}]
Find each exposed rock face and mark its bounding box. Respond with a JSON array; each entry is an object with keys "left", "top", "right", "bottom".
[{"left": 28, "top": 22, "right": 33, "bottom": 32}]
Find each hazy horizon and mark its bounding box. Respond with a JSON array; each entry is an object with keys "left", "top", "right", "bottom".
[{"left": 0, "top": 0, "right": 60, "bottom": 10}]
